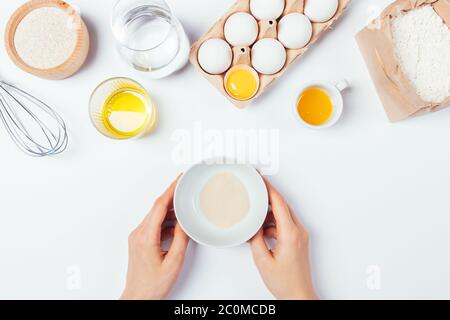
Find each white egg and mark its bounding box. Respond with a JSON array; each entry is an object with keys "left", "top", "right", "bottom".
[
  {"left": 224, "top": 12, "right": 258, "bottom": 47},
  {"left": 304, "top": 0, "right": 339, "bottom": 23},
  {"left": 278, "top": 13, "right": 312, "bottom": 49},
  {"left": 250, "top": 0, "right": 285, "bottom": 20},
  {"left": 198, "top": 39, "right": 232, "bottom": 74},
  {"left": 251, "top": 38, "right": 287, "bottom": 75}
]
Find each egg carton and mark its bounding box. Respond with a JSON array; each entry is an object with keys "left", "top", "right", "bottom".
[{"left": 190, "top": 0, "right": 351, "bottom": 108}]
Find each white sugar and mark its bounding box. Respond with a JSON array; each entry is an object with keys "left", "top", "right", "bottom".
[
  {"left": 391, "top": 5, "right": 450, "bottom": 103},
  {"left": 14, "top": 7, "right": 77, "bottom": 70}
]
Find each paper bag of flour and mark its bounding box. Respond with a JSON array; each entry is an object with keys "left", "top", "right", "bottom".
[{"left": 356, "top": 0, "right": 450, "bottom": 122}]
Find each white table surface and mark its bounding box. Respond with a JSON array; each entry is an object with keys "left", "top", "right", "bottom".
[{"left": 1, "top": 0, "right": 449, "bottom": 300}]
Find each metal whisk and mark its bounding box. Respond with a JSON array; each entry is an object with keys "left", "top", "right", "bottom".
[{"left": 0, "top": 80, "right": 68, "bottom": 157}]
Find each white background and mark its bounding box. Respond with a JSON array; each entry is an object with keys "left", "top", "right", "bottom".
[{"left": 1, "top": 0, "right": 449, "bottom": 300}]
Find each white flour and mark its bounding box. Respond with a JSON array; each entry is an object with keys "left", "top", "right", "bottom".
[
  {"left": 391, "top": 5, "right": 450, "bottom": 103},
  {"left": 14, "top": 7, "right": 77, "bottom": 70}
]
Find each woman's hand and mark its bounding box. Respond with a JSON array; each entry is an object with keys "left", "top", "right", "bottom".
[
  {"left": 121, "top": 178, "right": 189, "bottom": 300},
  {"left": 249, "top": 179, "right": 318, "bottom": 300}
]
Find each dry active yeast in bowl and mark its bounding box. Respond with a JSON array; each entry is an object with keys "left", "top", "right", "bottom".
[
  {"left": 174, "top": 161, "right": 268, "bottom": 248},
  {"left": 5, "top": 0, "right": 90, "bottom": 80}
]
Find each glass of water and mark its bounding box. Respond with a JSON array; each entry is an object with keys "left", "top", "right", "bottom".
[{"left": 111, "top": 0, "right": 190, "bottom": 78}]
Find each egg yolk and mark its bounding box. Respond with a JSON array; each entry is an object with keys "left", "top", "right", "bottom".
[
  {"left": 297, "top": 87, "right": 333, "bottom": 126},
  {"left": 225, "top": 68, "right": 259, "bottom": 101}
]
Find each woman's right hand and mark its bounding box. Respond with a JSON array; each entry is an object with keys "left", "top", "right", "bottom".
[{"left": 249, "top": 179, "right": 318, "bottom": 300}]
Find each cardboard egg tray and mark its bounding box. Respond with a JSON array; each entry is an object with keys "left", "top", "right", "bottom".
[{"left": 190, "top": 0, "right": 351, "bottom": 108}]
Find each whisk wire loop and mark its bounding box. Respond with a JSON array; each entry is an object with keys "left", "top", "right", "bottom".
[{"left": 0, "top": 80, "right": 68, "bottom": 157}]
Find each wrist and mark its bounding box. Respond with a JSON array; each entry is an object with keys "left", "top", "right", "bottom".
[
  {"left": 291, "top": 292, "right": 319, "bottom": 300},
  {"left": 281, "top": 289, "right": 319, "bottom": 301},
  {"left": 121, "top": 288, "right": 164, "bottom": 300}
]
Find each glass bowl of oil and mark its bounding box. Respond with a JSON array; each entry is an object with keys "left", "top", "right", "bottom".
[{"left": 89, "top": 77, "right": 157, "bottom": 140}]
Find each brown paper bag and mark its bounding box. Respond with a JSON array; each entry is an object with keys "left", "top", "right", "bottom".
[{"left": 356, "top": 0, "right": 450, "bottom": 122}]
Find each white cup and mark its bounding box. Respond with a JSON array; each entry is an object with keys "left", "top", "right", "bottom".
[{"left": 294, "top": 80, "right": 349, "bottom": 129}]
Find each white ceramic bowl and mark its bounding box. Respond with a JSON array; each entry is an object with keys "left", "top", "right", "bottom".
[{"left": 174, "top": 161, "right": 268, "bottom": 248}]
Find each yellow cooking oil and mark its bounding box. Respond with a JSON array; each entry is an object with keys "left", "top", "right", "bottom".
[
  {"left": 101, "top": 85, "right": 155, "bottom": 139},
  {"left": 225, "top": 66, "right": 259, "bottom": 101}
]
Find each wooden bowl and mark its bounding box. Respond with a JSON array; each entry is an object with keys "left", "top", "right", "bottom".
[{"left": 5, "top": 0, "right": 90, "bottom": 80}]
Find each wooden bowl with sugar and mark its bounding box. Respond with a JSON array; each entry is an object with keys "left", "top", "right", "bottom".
[{"left": 5, "top": 0, "right": 90, "bottom": 80}]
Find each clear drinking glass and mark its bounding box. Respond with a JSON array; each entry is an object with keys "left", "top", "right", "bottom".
[
  {"left": 111, "top": 0, "right": 190, "bottom": 79},
  {"left": 89, "top": 77, "right": 157, "bottom": 140}
]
